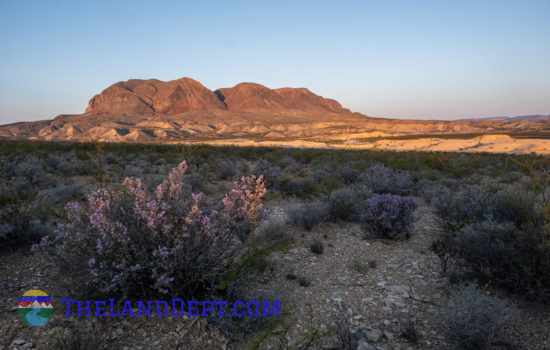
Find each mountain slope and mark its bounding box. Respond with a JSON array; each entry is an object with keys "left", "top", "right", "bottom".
[
  {"left": 86, "top": 78, "right": 227, "bottom": 115},
  {"left": 1, "top": 77, "right": 550, "bottom": 154}
]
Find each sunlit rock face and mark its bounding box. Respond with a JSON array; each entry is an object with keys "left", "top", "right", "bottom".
[{"left": 2, "top": 77, "right": 550, "bottom": 154}]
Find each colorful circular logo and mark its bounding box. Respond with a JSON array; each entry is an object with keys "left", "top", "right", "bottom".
[{"left": 17, "top": 290, "right": 53, "bottom": 326}]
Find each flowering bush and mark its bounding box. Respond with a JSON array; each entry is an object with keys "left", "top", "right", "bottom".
[
  {"left": 361, "top": 194, "right": 419, "bottom": 239},
  {"left": 34, "top": 161, "right": 266, "bottom": 299},
  {"left": 359, "top": 163, "right": 414, "bottom": 195}
]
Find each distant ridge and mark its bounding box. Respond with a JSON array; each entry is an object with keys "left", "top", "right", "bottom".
[
  {"left": 1, "top": 76, "right": 550, "bottom": 154},
  {"left": 457, "top": 114, "right": 550, "bottom": 121}
]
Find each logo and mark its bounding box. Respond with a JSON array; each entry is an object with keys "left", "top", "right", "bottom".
[{"left": 17, "top": 290, "right": 53, "bottom": 326}]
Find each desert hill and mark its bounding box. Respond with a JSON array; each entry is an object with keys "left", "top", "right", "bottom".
[
  {"left": 85, "top": 78, "right": 227, "bottom": 115},
  {"left": 1, "top": 77, "right": 550, "bottom": 153}
]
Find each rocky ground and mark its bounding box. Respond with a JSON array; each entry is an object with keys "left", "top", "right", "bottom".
[{"left": 1, "top": 203, "right": 549, "bottom": 349}]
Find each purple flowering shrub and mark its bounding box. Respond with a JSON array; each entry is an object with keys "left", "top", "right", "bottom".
[
  {"left": 360, "top": 163, "right": 414, "bottom": 195},
  {"left": 34, "top": 161, "right": 266, "bottom": 299},
  {"left": 361, "top": 194, "right": 419, "bottom": 239}
]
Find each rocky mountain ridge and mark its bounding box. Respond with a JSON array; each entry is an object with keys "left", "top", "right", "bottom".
[{"left": 1, "top": 77, "right": 550, "bottom": 154}]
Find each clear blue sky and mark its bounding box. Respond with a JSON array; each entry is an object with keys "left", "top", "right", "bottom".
[{"left": 1, "top": 0, "right": 549, "bottom": 124}]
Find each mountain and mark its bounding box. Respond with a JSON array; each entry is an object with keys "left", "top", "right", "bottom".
[
  {"left": 214, "top": 83, "right": 348, "bottom": 113},
  {"left": 458, "top": 114, "right": 550, "bottom": 121},
  {"left": 85, "top": 78, "right": 227, "bottom": 115},
  {"left": 1, "top": 77, "right": 550, "bottom": 154}
]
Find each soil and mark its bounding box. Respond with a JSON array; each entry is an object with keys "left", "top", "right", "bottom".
[{"left": 1, "top": 203, "right": 549, "bottom": 349}]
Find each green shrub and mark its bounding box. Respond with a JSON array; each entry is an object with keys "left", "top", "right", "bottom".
[
  {"left": 285, "top": 201, "right": 328, "bottom": 231},
  {"left": 327, "top": 186, "right": 370, "bottom": 221},
  {"left": 450, "top": 219, "right": 550, "bottom": 301}
]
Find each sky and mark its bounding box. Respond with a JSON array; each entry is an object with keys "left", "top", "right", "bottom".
[{"left": 0, "top": 0, "right": 549, "bottom": 124}]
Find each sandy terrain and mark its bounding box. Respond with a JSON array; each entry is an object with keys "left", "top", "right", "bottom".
[{"left": 191, "top": 134, "right": 550, "bottom": 154}]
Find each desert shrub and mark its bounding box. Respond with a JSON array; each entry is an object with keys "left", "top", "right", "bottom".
[
  {"left": 449, "top": 219, "right": 550, "bottom": 301},
  {"left": 4, "top": 155, "right": 57, "bottom": 193},
  {"left": 278, "top": 155, "right": 296, "bottom": 168},
  {"left": 254, "top": 210, "right": 288, "bottom": 241},
  {"left": 416, "top": 180, "right": 446, "bottom": 201},
  {"left": 103, "top": 151, "right": 119, "bottom": 165},
  {"left": 285, "top": 201, "right": 328, "bottom": 231},
  {"left": 133, "top": 157, "right": 152, "bottom": 173},
  {"left": 34, "top": 161, "right": 266, "bottom": 299},
  {"left": 443, "top": 284, "right": 514, "bottom": 350},
  {"left": 45, "top": 153, "right": 63, "bottom": 170},
  {"left": 153, "top": 157, "right": 165, "bottom": 167},
  {"left": 218, "top": 158, "right": 237, "bottom": 180},
  {"left": 122, "top": 164, "right": 144, "bottom": 178},
  {"left": 37, "top": 181, "right": 87, "bottom": 206},
  {"left": 360, "top": 194, "right": 419, "bottom": 239},
  {"left": 281, "top": 176, "right": 315, "bottom": 197},
  {"left": 44, "top": 150, "right": 92, "bottom": 176},
  {"left": 348, "top": 259, "right": 369, "bottom": 274},
  {"left": 401, "top": 321, "right": 419, "bottom": 343},
  {"left": 252, "top": 159, "right": 281, "bottom": 187},
  {"left": 208, "top": 284, "right": 277, "bottom": 341},
  {"left": 359, "top": 163, "right": 414, "bottom": 195},
  {"left": 309, "top": 163, "right": 333, "bottom": 182},
  {"left": 426, "top": 184, "right": 493, "bottom": 227},
  {"left": 327, "top": 185, "right": 371, "bottom": 221},
  {"left": 493, "top": 186, "right": 544, "bottom": 229},
  {"left": 310, "top": 240, "right": 324, "bottom": 254},
  {"left": 337, "top": 165, "right": 361, "bottom": 185},
  {"left": 46, "top": 321, "right": 105, "bottom": 350},
  {"left": 0, "top": 183, "right": 51, "bottom": 252},
  {"left": 334, "top": 312, "right": 355, "bottom": 350}
]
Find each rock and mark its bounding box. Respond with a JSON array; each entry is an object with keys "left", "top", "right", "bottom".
[
  {"left": 366, "top": 329, "right": 382, "bottom": 342},
  {"left": 383, "top": 330, "right": 394, "bottom": 340},
  {"left": 272, "top": 324, "right": 284, "bottom": 334},
  {"left": 357, "top": 340, "right": 375, "bottom": 350},
  {"left": 385, "top": 285, "right": 411, "bottom": 298},
  {"left": 12, "top": 339, "right": 26, "bottom": 345},
  {"left": 114, "top": 327, "right": 123, "bottom": 337},
  {"left": 321, "top": 344, "right": 339, "bottom": 350}
]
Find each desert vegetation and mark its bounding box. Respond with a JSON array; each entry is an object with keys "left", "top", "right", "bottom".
[{"left": 1, "top": 140, "right": 550, "bottom": 349}]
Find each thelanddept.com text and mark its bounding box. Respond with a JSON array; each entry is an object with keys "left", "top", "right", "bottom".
[{"left": 62, "top": 299, "right": 280, "bottom": 317}]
